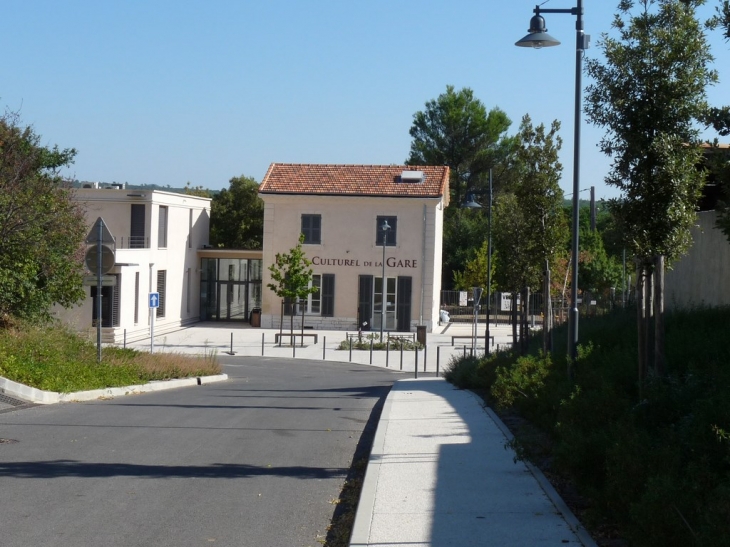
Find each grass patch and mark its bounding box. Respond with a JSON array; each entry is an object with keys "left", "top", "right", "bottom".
[{"left": 0, "top": 322, "right": 221, "bottom": 393}]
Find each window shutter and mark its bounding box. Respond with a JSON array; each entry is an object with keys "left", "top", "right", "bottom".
[
  {"left": 397, "top": 276, "right": 412, "bottom": 332},
  {"left": 321, "top": 274, "right": 335, "bottom": 317},
  {"left": 358, "top": 275, "right": 373, "bottom": 331},
  {"left": 130, "top": 204, "right": 146, "bottom": 248}
]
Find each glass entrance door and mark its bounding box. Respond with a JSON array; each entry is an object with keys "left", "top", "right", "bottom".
[
  {"left": 217, "top": 281, "right": 247, "bottom": 321},
  {"left": 373, "top": 277, "right": 396, "bottom": 332}
]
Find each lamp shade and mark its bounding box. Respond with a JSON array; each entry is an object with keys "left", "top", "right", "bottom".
[
  {"left": 462, "top": 194, "right": 482, "bottom": 209},
  {"left": 515, "top": 14, "right": 561, "bottom": 48}
]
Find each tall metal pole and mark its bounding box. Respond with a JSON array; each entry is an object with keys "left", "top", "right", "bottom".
[
  {"left": 568, "top": 0, "right": 584, "bottom": 372},
  {"left": 485, "top": 169, "right": 493, "bottom": 354},
  {"left": 380, "top": 221, "right": 390, "bottom": 340},
  {"left": 96, "top": 220, "right": 103, "bottom": 363}
]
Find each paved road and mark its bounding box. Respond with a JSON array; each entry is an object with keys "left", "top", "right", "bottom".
[{"left": 0, "top": 356, "right": 406, "bottom": 547}]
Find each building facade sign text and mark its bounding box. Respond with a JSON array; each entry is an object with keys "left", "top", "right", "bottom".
[{"left": 312, "top": 256, "right": 418, "bottom": 269}]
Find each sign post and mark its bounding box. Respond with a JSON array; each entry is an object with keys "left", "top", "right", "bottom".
[
  {"left": 149, "top": 292, "right": 160, "bottom": 353},
  {"left": 85, "top": 218, "right": 115, "bottom": 363}
]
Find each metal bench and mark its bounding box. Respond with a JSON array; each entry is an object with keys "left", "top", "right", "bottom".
[
  {"left": 451, "top": 335, "right": 495, "bottom": 346},
  {"left": 388, "top": 333, "right": 416, "bottom": 342},
  {"left": 275, "top": 332, "right": 318, "bottom": 345}
]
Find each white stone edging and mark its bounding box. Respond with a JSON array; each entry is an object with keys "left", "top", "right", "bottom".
[{"left": 0, "top": 374, "right": 228, "bottom": 404}]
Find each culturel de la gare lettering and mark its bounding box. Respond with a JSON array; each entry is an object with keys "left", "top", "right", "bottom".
[{"left": 311, "top": 256, "right": 419, "bottom": 269}]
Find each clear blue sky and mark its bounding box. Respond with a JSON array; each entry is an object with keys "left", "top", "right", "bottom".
[{"left": 3, "top": 1, "right": 728, "bottom": 199}]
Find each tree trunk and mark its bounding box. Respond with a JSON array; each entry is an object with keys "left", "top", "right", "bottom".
[
  {"left": 654, "top": 255, "right": 665, "bottom": 376},
  {"left": 636, "top": 262, "right": 646, "bottom": 396},
  {"left": 511, "top": 292, "right": 518, "bottom": 348},
  {"left": 279, "top": 300, "right": 285, "bottom": 346},
  {"left": 645, "top": 263, "right": 654, "bottom": 375},
  {"left": 301, "top": 302, "right": 306, "bottom": 347},
  {"left": 544, "top": 260, "right": 553, "bottom": 354},
  {"left": 521, "top": 286, "right": 530, "bottom": 355},
  {"left": 518, "top": 290, "right": 524, "bottom": 354}
]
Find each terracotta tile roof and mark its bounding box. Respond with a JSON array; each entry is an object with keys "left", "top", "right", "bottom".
[{"left": 259, "top": 163, "right": 450, "bottom": 204}]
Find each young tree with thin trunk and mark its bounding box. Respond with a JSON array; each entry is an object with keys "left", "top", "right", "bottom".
[
  {"left": 512, "top": 116, "right": 568, "bottom": 355},
  {"left": 585, "top": 0, "right": 717, "bottom": 380},
  {"left": 266, "top": 235, "right": 317, "bottom": 345}
]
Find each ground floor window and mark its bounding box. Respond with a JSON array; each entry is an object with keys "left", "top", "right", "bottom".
[
  {"left": 358, "top": 275, "right": 411, "bottom": 332},
  {"left": 90, "top": 274, "right": 121, "bottom": 327},
  {"left": 285, "top": 273, "right": 334, "bottom": 317},
  {"left": 296, "top": 275, "right": 321, "bottom": 315}
]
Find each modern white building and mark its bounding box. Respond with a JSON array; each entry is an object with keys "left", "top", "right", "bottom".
[
  {"left": 258, "top": 164, "right": 450, "bottom": 333},
  {"left": 58, "top": 186, "right": 212, "bottom": 342}
]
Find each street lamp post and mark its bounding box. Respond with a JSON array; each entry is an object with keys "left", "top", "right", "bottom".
[
  {"left": 516, "top": 2, "right": 588, "bottom": 371},
  {"left": 463, "top": 169, "right": 494, "bottom": 355},
  {"left": 380, "top": 220, "right": 391, "bottom": 341}
]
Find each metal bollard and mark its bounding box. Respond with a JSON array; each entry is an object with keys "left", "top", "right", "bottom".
[
  {"left": 349, "top": 338, "right": 353, "bottom": 362},
  {"left": 262, "top": 333, "right": 265, "bottom": 356},
  {"left": 415, "top": 348, "right": 419, "bottom": 379},
  {"left": 437, "top": 346, "right": 440, "bottom": 376},
  {"left": 424, "top": 344, "right": 427, "bottom": 372},
  {"left": 400, "top": 343, "right": 403, "bottom": 370},
  {"left": 386, "top": 342, "right": 389, "bottom": 368},
  {"left": 369, "top": 338, "right": 373, "bottom": 365},
  {"left": 323, "top": 336, "right": 326, "bottom": 360}
]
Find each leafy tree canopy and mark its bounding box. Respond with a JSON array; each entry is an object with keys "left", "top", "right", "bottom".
[
  {"left": 406, "top": 85, "right": 514, "bottom": 207},
  {"left": 585, "top": 0, "right": 717, "bottom": 264},
  {"left": 0, "top": 111, "right": 87, "bottom": 323},
  {"left": 579, "top": 228, "right": 624, "bottom": 294},
  {"left": 513, "top": 115, "right": 568, "bottom": 280},
  {"left": 183, "top": 181, "right": 212, "bottom": 198},
  {"left": 491, "top": 116, "right": 568, "bottom": 294},
  {"left": 210, "top": 174, "right": 264, "bottom": 249},
  {"left": 452, "top": 239, "right": 496, "bottom": 293},
  {"left": 267, "top": 235, "right": 317, "bottom": 302},
  {"left": 407, "top": 85, "right": 517, "bottom": 288}
]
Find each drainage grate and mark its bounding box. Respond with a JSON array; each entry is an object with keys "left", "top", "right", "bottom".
[{"left": 0, "top": 394, "right": 26, "bottom": 407}]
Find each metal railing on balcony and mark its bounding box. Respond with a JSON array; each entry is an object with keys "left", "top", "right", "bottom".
[{"left": 114, "top": 236, "right": 149, "bottom": 249}]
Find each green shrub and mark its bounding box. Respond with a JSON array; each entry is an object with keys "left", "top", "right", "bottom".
[
  {"left": 491, "top": 351, "right": 553, "bottom": 409},
  {"left": 442, "top": 306, "right": 730, "bottom": 545},
  {"left": 336, "top": 333, "right": 422, "bottom": 351}
]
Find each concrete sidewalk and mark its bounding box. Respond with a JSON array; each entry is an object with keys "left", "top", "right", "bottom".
[{"left": 350, "top": 378, "right": 596, "bottom": 547}]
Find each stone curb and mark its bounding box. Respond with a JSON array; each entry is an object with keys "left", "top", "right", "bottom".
[
  {"left": 349, "top": 379, "right": 395, "bottom": 547},
  {"left": 470, "top": 391, "right": 598, "bottom": 547},
  {"left": 0, "top": 374, "right": 229, "bottom": 405}
]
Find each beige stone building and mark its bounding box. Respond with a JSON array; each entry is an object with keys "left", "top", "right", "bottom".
[{"left": 258, "top": 164, "right": 449, "bottom": 333}]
